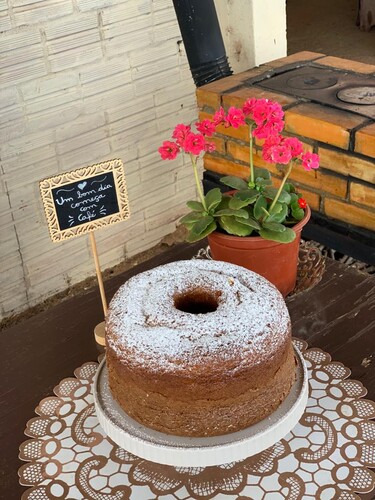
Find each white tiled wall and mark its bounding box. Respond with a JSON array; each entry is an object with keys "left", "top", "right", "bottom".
[{"left": 0, "top": 0, "right": 198, "bottom": 321}]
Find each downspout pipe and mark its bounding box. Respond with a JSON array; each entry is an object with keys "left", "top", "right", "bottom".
[{"left": 172, "top": 0, "right": 232, "bottom": 87}]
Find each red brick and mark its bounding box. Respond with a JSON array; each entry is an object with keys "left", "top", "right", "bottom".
[
  {"left": 266, "top": 51, "right": 326, "bottom": 68},
  {"left": 288, "top": 167, "right": 347, "bottom": 198},
  {"left": 232, "top": 67, "right": 272, "bottom": 82},
  {"left": 196, "top": 87, "right": 221, "bottom": 110},
  {"left": 198, "top": 74, "right": 245, "bottom": 94},
  {"left": 198, "top": 111, "right": 213, "bottom": 121},
  {"left": 325, "top": 198, "right": 375, "bottom": 231},
  {"left": 223, "top": 86, "right": 297, "bottom": 109},
  {"left": 299, "top": 190, "right": 320, "bottom": 211},
  {"left": 285, "top": 103, "right": 366, "bottom": 149},
  {"left": 196, "top": 74, "right": 246, "bottom": 110},
  {"left": 350, "top": 182, "right": 375, "bottom": 208},
  {"left": 318, "top": 147, "right": 375, "bottom": 183},
  {"left": 317, "top": 56, "right": 375, "bottom": 74},
  {"left": 227, "top": 141, "right": 250, "bottom": 164},
  {"left": 355, "top": 122, "right": 375, "bottom": 159},
  {"left": 210, "top": 136, "right": 226, "bottom": 155},
  {"left": 203, "top": 155, "right": 250, "bottom": 179}
]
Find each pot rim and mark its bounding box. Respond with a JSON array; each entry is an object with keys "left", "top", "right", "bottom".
[{"left": 208, "top": 204, "right": 311, "bottom": 246}]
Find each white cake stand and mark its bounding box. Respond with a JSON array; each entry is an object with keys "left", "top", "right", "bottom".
[{"left": 94, "top": 346, "right": 308, "bottom": 467}]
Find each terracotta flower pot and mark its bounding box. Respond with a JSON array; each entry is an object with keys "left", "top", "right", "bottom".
[{"left": 207, "top": 205, "right": 311, "bottom": 297}]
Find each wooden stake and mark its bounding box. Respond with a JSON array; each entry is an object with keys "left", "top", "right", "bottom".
[
  {"left": 89, "top": 231, "right": 108, "bottom": 315},
  {"left": 89, "top": 232, "right": 107, "bottom": 346}
]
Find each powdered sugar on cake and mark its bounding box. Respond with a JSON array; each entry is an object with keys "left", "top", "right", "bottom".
[{"left": 106, "top": 260, "right": 291, "bottom": 375}]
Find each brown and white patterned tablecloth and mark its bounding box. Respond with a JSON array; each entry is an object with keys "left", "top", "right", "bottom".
[{"left": 19, "top": 339, "right": 375, "bottom": 499}]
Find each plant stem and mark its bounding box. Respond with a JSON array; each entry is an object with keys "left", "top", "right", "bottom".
[
  {"left": 268, "top": 161, "right": 294, "bottom": 214},
  {"left": 190, "top": 154, "right": 207, "bottom": 211},
  {"left": 249, "top": 123, "right": 254, "bottom": 183}
]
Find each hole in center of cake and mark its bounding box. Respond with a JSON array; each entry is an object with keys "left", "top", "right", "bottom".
[{"left": 174, "top": 288, "right": 220, "bottom": 314}]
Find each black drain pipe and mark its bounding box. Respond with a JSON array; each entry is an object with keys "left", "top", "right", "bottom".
[{"left": 172, "top": 0, "right": 232, "bottom": 87}]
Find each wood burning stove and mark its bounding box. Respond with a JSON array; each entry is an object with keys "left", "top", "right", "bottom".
[{"left": 255, "top": 64, "right": 375, "bottom": 120}]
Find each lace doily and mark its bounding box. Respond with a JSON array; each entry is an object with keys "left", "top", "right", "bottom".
[{"left": 19, "top": 339, "right": 375, "bottom": 499}]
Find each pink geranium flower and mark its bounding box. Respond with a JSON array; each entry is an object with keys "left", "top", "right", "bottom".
[
  {"left": 224, "top": 107, "right": 246, "bottom": 129},
  {"left": 204, "top": 141, "right": 216, "bottom": 153},
  {"left": 262, "top": 146, "right": 273, "bottom": 163},
  {"left": 262, "top": 135, "right": 282, "bottom": 162},
  {"left": 212, "top": 106, "right": 226, "bottom": 125},
  {"left": 158, "top": 141, "right": 180, "bottom": 160},
  {"left": 183, "top": 132, "right": 206, "bottom": 155},
  {"left": 253, "top": 123, "right": 272, "bottom": 140},
  {"left": 246, "top": 99, "right": 284, "bottom": 136},
  {"left": 301, "top": 152, "right": 320, "bottom": 171},
  {"left": 268, "top": 144, "right": 293, "bottom": 165},
  {"left": 251, "top": 99, "right": 273, "bottom": 125},
  {"left": 283, "top": 137, "right": 304, "bottom": 158},
  {"left": 195, "top": 119, "right": 216, "bottom": 137},
  {"left": 268, "top": 102, "right": 284, "bottom": 122},
  {"left": 264, "top": 134, "right": 282, "bottom": 147},
  {"left": 253, "top": 120, "right": 284, "bottom": 139},
  {"left": 172, "top": 124, "right": 191, "bottom": 147},
  {"left": 242, "top": 98, "right": 257, "bottom": 116}
]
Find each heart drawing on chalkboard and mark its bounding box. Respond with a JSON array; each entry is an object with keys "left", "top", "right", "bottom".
[{"left": 78, "top": 182, "right": 87, "bottom": 190}]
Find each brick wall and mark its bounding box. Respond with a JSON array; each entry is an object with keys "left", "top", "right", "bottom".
[
  {"left": 0, "top": 0, "right": 197, "bottom": 320},
  {"left": 197, "top": 52, "right": 375, "bottom": 234}
]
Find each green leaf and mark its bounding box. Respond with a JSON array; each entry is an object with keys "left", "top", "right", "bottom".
[
  {"left": 290, "top": 193, "right": 298, "bottom": 204},
  {"left": 262, "top": 221, "right": 286, "bottom": 232},
  {"left": 268, "top": 203, "right": 288, "bottom": 223},
  {"left": 180, "top": 211, "right": 204, "bottom": 227},
  {"left": 259, "top": 227, "right": 296, "bottom": 243},
  {"left": 229, "top": 197, "right": 250, "bottom": 210},
  {"left": 220, "top": 176, "right": 248, "bottom": 190},
  {"left": 186, "top": 221, "right": 217, "bottom": 242},
  {"left": 254, "top": 195, "right": 268, "bottom": 220},
  {"left": 253, "top": 166, "right": 271, "bottom": 180},
  {"left": 214, "top": 208, "right": 249, "bottom": 218},
  {"left": 236, "top": 216, "right": 260, "bottom": 230},
  {"left": 237, "top": 189, "right": 259, "bottom": 200},
  {"left": 291, "top": 202, "right": 305, "bottom": 221},
  {"left": 218, "top": 216, "right": 253, "bottom": 236},
  {"left": 216, "top": 195, "right": 231, "bottom": 211},
  {"left": 186, "top": 200, "right": 204, "bottom": 211},
  {"left": 263, "top": 187, "right": 291, "bottom": 204},
  {"left": 284, "top": 183, "right": 296, "bottom": 194},
  {"left": 263, "top": 187, "right": 278, "bottom": 199},
  {"left": 229, "top": 189, "right": 259, "bottom": 209},
  {"left": 191, "top": 215, "right": 215, "bottom": 235},
  {"left": 269, "top": 202, "right": 283, "bottom": 215},
  {"left": 277, "top": 191, "right": 291, "bottom": 204},
  {"left": 255, "top": 178, "right": 272, "bottom": 187},
  {"left": 205, "top": 188, "right": 222, "bottom": 212}
]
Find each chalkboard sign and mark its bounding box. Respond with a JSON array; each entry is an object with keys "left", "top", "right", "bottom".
[{"left": 40, "top": 159, "right": 130, "bottom": 242}]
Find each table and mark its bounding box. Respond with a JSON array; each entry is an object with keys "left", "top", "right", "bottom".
[{"left": 1, "top": 241, "right": 374, "bottom": 499}]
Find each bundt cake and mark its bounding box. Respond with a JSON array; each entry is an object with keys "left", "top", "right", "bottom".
[{"left": 105, "top": 260, "right": 296, "bottom": 437}]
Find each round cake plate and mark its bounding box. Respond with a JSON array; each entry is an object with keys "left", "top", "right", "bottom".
[{"left": 94, "top": 346, "right": 308, "bottom": 467}]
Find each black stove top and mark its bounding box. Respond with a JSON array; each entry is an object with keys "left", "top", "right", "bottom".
[{"left": 254, "top": 65, "right": 375, "bottom": 120}]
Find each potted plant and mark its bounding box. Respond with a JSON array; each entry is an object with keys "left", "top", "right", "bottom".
[{"left": 158, "top": 98, "right": 319, "bottom": 296}]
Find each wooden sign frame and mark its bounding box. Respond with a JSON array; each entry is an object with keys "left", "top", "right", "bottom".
[{"left": 40, "top": 159, "right": 130, "bottom": 243}]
